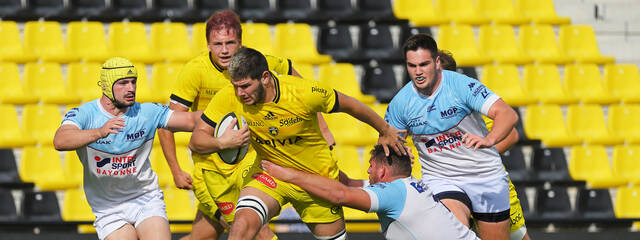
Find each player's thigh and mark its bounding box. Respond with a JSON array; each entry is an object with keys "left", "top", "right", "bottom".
[
  {"left": 476, "top": 218, "right": 510, "bottom": 240},
  {"left": 193, "top": 166, "right": 224, "bottom": 221},
  {"left": 191, "top": 210, "right": 225, "bottom": 240},
  {"left": 440, "top": 198, "right": 472, "bottom": 227},
  {"left": 203, "top": 168, "right": 240, "bottom": 223},
  {"left": 104, "top": 224, "right": 137, "bottom": 240},
  {"left": 236, "top": 186, "right": 282, "bottom": 221},
  {"left": 461, "top": 176, "right": 510, "bottom": 223},
  {"left": 287, "top": 183, "right": 345, "bottom": 237},
  {"left": 136, "top": 216, "right": 171, "bottom": 240}
]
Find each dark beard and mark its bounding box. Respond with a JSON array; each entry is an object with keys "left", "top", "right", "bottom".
[
  {"left": 255, "top": 82, "right": 266, "bottom": 103},
  {"left": 113, "top": 96, "right": 134, "bottom": 108}
]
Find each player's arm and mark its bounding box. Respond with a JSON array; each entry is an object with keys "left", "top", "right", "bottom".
[
  {"left": 495, "top": 128, "right": 518, "bottom": 154},
  {"left": 262, "top": 160, "right": 371, "bottom": 211},
  {"left": 462, "top": 99, "right": 518, "bottom": 150},
  {"left": 335, "top": 91, "right": 407, "bottom": 156},
  {"left": 165, "top": 110, "right": 203, "bottom": 132},
  {"left": 158, "top": 103, "right": 193, "bottom": 189},
  {"left": 53, "top": 118, "right": 125, "bottom": 151},
  {"left": 189, "top": 115, "right": 249, "bottom": 155}
]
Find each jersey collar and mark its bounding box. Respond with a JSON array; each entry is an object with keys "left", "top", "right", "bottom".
[
  {"left": 208, "top": 53, "right": 225, "bottom": 73},
  {"left": 271, "top": 72, "right": 281, "bottom": 104}
]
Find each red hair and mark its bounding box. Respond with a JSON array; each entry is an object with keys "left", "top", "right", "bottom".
[{"left": 205, "top": 9, "right": 242, "bottom": 43}]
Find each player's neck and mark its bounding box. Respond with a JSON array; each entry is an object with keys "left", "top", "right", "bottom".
[{"left": 100, "top": 96, "right": 128, "bottom": 116}]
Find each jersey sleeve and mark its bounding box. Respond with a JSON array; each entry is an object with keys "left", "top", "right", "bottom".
[
  {"left": 305, "top": 79, "right": 338, "bottom": 114},
  {"left": 170, "top": 61, "right": 201, "bottom": 108},
  {"left": 266, "top": 55, "right": 292, "bottom": 76},
  {"left": 452, "top": 73, "right": 500, "bottom": 116},
  {"left": 201, "top": 86, "right": 237, "bottom": 129},
  {"left": 61, "top": 106, "right": 90, "bottom": 129},
  {"left": 363, "top": 182, "right": 402, "bottom": 215},
  {"left": 384, "top": 98, "right": 407, "bottom": 131},
  {"left": 145, "top": 103, "right": 173, "bottom": 129}
]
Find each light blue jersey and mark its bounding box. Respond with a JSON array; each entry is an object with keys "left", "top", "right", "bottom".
[
  {"left": 61, "top": 100, "right": 173, "bottom": 209},
  {"left": 385, "top": 70, "right": 507, "bottom": 181},
  {"left": 364, "top": 177, "right": 478, "bottom": 240}
]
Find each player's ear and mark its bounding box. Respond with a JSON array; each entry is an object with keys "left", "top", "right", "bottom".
[
  {"left": 260, "top": 70, "right": 270, "bottom": 84},
  {"left": 435, "top": 55, "right": 441, "bottom": 70}
]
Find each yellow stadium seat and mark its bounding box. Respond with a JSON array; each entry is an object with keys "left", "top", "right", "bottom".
[
  {"left": 614, "top": 186, "right": 640, "bottom": 219},
  {"left": 478, "top": 25, "right": 533, "bottom": 64},
  {"left": 569, "top": 145, "right": 626, "bottom": 188},
  {"left": 23, "top": 21, "right": 77, "bottom": 62},
  {"left": 0, "top": 62, "right": 39, "bottom": 104},
  {"left": 480, "top": 64, "right": 536, "bottom": 106},
  {"left": 242, "top": 23, "right": 274, "bottom": 56},
  {"left": 437, "top": 25, "right": 491, "bottom": 66},
  {"left": 334, "top": 145, "right": 367, "bottom": 180},
  {"left": 20, "top": 146, "right": 76, "bottom": 190},
  {"left": 608, "top": 104, "right": 640, "bottom": 144},
  {"left": 564, "top": 64, "right": 618, "bottom": 104},
  {"left": 67, "top": 62, "right": 102, "bottom": 102},
  {"left": 612, "top": 145, "right": 640, "bottom": 185},
  {"left": 151, "top": 22, "right": 192, "bottom": 63},
  {"left": 151, "top": 63, "right": 183, "bottom": 102},
  {"left": 62, "top": 188, "right": 94, "bottom": 221},
  {"left": 323, "top": 113, "right": 377, "bottom": 146},
  {"left": 519, "top": 25, "right": 572, "bottom": 64},
  {"left": 0, "top": 104, "right": 36, "bottom": 148},
  {"left": 133, "top": 63, "right": 165, "bottom": 103},
  {"left": 435, "top": 0, "right": 490, "bottom": 25},
  {"left": 191, "top": 22, "right": 207, "bottom": 56},
  {"left": 476, "top": 0, "right": 530, "bottom": 25},
  {"left": 63, "top": 152, "right": 83, "bottom": 188},
  {"left": 369, "top": 103, "right": 388, "bottom": 118},
  {"left": 108, "top": 22, "right": 160, "bottom": 63},
  {"left": 24, "top": 62, "right": 81, "bottom": 104},
  {"left": 604, "top": 64, "right": 640, "bottom": 103},
  {"left": 394, "top": 0, "right": 448, "bottom": 26},
  {"left": 524, "top": 104, "right": 581, "bottom": 147},
  {"left": 66, "top": 21, "right": 110, "bottom": 62},
  {"left": 567, "top": 104, "right": 623, "bottom": 145},
  {"left": 522, "top": 64, "right": 578, "bottom": 104},
  {"left": 318, "top": 63, "right": 376, "bottom": 104},
  {"left": 559, "top": 25, "right": 614, "bottom": 64},
  {"left": 343, "top": 206, "right": 380, "bottom": 232},
  {"left": 292, "top": 63, "right": 315, "bottom": 81},
  {"left": 274, "top": 23, "right": 331, "bottom": 65},
  {"left": 515, "top": 0, "right": 571, "bottom": 25},
  {"left": 0, "top": 21, "right": 36, "bottom": 62},
  {"left": 151, "top": 146, "right": 193, "bottom": 188},
  {"left": 23, "top": 104, "right": 62, "bottom": 146},
  {"left": 164, "top": 188, "right": 196, "bottom": 233}
]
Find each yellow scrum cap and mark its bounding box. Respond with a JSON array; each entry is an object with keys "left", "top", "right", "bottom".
[{"left": 99, "top": 57, "right": 137, "bottom": 102}]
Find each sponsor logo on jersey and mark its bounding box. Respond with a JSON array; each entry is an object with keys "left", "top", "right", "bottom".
[
  {"left": 216, "top": 202, "right": 235, "bottom": 215},
  {"left": 64, "top": 109, "right": 78, "bottom": 119},
  {"left": 264, "top": 111, "right": 277, "bottom": 120},
  {"left": 93, "top": 154, "right": 138, "bottom": 176},
  {"left": 95, "top": 156, "right": 111, "bottom": 167},
  {"left": 420, "top": 130, "right": 464, "bottom": 154},
  {"left": 280, "top": 116, "right": 303, "bottom": 127},
  {"left": 440, "top": 107, "right": 459, "bottom": 119},
  {"left": 311, "top": 86, "right": 328, "bottom": 96},
  {"left": 268, "top": 127, "right": 279, "bottom": 137},
  {"left": 330, "top": 206, "right": 341, "bottom": 215},
  {"left": 96, "top": 139, "right": 112, "bottom": 144},
  {"left": 252, "top": 173, "right": 277, "bottom": 188},
  {"left": 427, "top": 104, "right": 436, "bottom": 112},
  {"left": 254, "top": 136, "right": 303, "bottom": 148},
  {"left": 410, "top": 182, "right": 425, "bottom": 193},
  {"left": 472, "top": 85, "right": 489, "bottom": 99},
  {"left": 468, "top": 82, "right": 476, "bottom": 90},
  {"left": 247, "top": 121, "right": 265, "bottom": 127},
  {"left": 408, "top": 116, "right": 428, "bottom": 128},
  {"left": 126, "top": 129, "right": 146, "bottom": 141}
]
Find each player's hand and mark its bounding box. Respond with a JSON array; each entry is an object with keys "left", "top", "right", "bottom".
[
  {"left": 220, "top": 118, "right": 250, "bottom": 149},
  {"left": 172, "top": 170, "right": 193, "bottom": 190},
  {"left": 462, "top": 133, "right": 493, "bottom": 151},
  {"left": 99, "top": 117, "right": 126, "bottom": 138},
  {"left": 378, "top": 125, "right": 408, "bottom": 156},
  {"left": 261, "top": 160, "right": 295, "bottom": 182}
]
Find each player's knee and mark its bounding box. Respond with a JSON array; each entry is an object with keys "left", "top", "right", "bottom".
[
  {"left": 236, "top": 196, "right": 270, "bottom": 226},
  {"left": 313, "top": 229, "right": 346, "bottom": 240}
]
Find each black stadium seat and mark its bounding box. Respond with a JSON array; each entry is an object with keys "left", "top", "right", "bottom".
[
  {"left": 56, "top": 0, "right": 109, "bottom": 22},
  {"left": 501, "top": 146, "right": 533, "bottom": 183},
  {"left": 532, "top": 186, "right": 575, "bottom": 226},
  {"left": 9, "top": 0, "right": 66, "bottom": 21},
  {"left": 315, "top": 0, "right": 360, "bottom": 23},
  {"left": 276, "top": 0, "right": 315, "bottom": 23},
  {"left": 194, "top": 0, "right": 231, "bottom": 21},
  {"left": 354, "top": 0, "right": 406, "bottom": 24},
  {"left": 112, "top": 0, "right": 159, "bottom": 22},
  {"left": 531, "top": 147, "right": 574, "bottom": 184},
  {"left": 0, "top": 0, "right": 24, "bottom": 20},
  {"left": 21, "top": 191, "right": 61, "bottom": 222},
  {"left": 235, "top": 0, "right": 279, "bottom": 23},
  {"left": 0, "top": 149, "right": 21, "bottom": 185},
  {"left": 576, "top": 188, "right": 615, "bottom": 219},
  {"left": 152, "top": 0, "right": 195, "bottom": 22},
  {"left": 0, "top": 189, "right": 18, "bottom": 222},
  {"left": 400, "top": 26, "right": 432, "bottom": 46},
  {"left": 361, "top": 64, "right": 400, "bottom": 103},
  {"left": 317, "top": 25, "right": 357, "bottom": 62},
  {"left": 357, "top": 25, "right": 403, "bottom": 63}
]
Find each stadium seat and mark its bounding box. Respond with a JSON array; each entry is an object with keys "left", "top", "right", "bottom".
[
  {"left": 614, "top": 186, "right": 640, "bottom": 219},
  {"left": 314, "top": 0, "right": 360, "bottom": 23},
  {"left": 0, "top": 149, "right": 20, "bottom": 185},
  {"left": 393, "top": 0, "right": 447, "bottom": 26},
  {"left": 276, "top": 0, "right": 316, "bottom": 23},
  {"left": 23, "top": 21, "right": 77, "bottom": 62},
  {"left": 133, "top": 63, "right": 165, "bottom": 103},
  {"left": 107, "top": 22, "right": 160, "bottom": 63},
  {"left": 435, "top": 0, "right": 490, "bottom": 25},
  {"left": 235, "top": 0, "right": 279, "bottom": 23},
  {"left": 20, "top": 146, "right": 76, "bottom": 190},
  {"left": 67, "top": 62, "right": 102, "bottom": 102},
  {"left": 564, "top": 64, "right": 618, "bottom": 104},
  {"left": 66, "top": 21, "right": 110, "bottom": 62},
  {"left": 63, "top": 152, "right": 83, "bottom": 188},
  {"left": 193, "top": 0, "right": 230, "bottom": 21},
  {"left": 604, "top": 64, "right": 640, "bottom": 103},
  {"left": 317, "top": 25, "right": 357, "bottom": 62},
  {"left": 164, "top": 188, "right": 196, "bottom": 233},
  {"left": 14, "top": 0, "right": 67, "bottom": 21},
  {"left": 354, "top": 0, "right": 403, "bottom": 24},
  {"left": 476, "top": 0, "right": 530, "bottom": 25},
  {"left": 533, "top": 187, "right": 575, "bottom": 221},
  {"left": 569, "top": 145, "right": 626, "bottom": 188},
  {"left": 559, "top": 25, "right": 615, "bottom": 64},
  {"left": 151, "top": 146, "right": 193, "bottom": 188},
  {"left": 480, "top": 64, "right": 536, "bottom": 106},
  {"left": 24, "top": 62, "right": 82, "bottom": 104},
  {"left": 293, "top": 63, "right": 315, "bottom": 81},
  {"left": 0, "top": 62, "right": 39, "bottom": 104},
  {"left": 519, "top": 25, "right": 573, "bottom": 64},
  {"left": 524, "top": 104, "right": 581, "bottom": 147},
  {"left": 62, "top": 188, "right": 94, "bottom": 222},
  {"left": 151, "top": 0, "right": 197, "bottom": 23},
  {"left": 608, "top": 104, "right": 640, "bottom": 144},
  {"left": 357, "top": 25, "right": 403, "bottom": 63},
  {"left": 150, "top": 22, "right": 192, "bottom": 63},
  {"left": 323, "top": 113, "right": 377, "bottom": 146},
  {"left": 515, "top": 0, "right": 571, "bottom": 25},
  {"left": 530, "top": 147, "right": 572, "bottom": 183},
  {"left": 0, "top": 104, "right": 37, "bottom": 148},
  {"left": 522, "top": 64, "right": 579, "bottom": 104},
  {"left": 318, "top": 63, "right": 376, "bottom": 105},
  {"left": 575, "top": 188, "right": 615, "bottom": 221},
  {"left": 399, "top": 26, "right": 432, "bottom": 46},
  {"left": 191, "top": 22, "right": 207, "bottom": 55},
  {"left": 110, "top": 0, "right": 159, "bottom": 22},
  {"left": 0, "top": 189, "right": 18, "bottom": 222},
  {"left": 151, "top": 62, "right": 183, "bottom": 102},
  {"left": 21, "top": 191, "right": 62, "bottom": 222},
  {"left": 478, "top": 25, "right": 533, "bottom": 64},
  {"left": 0, "top": 21, "right": 36, "bottom": 62},
  {"left": 437, "top": 25, "right": 491, "bottom": 66},
  {"left": 334, "top": 145, "right": 367, "bottom": 179},
  {"left": 612, "top": 145, "right": 640, "bottom": 185},
  {"left": 0, "top": 0, "right": 23, "bottom": 21},
  {"left": 241, "top": 23, "right": 274, "bottom": 56},
  {"left": 274, "top": 23, "right": 331, "bottom": 64},
  {"left": 22, "top": 104, "right": 62, "bottom": 146},
  {"left": 501, "top": 146, "right": 533, "bottom": 183},
  {"left": 58, "top": 0, "right": 111, "bottom": 22},
  {"left": 361, "top": 64, "right": 400, "bottom": 103},
  {"left": 566, "top": 104, "right": 623, "bottom": 145}
]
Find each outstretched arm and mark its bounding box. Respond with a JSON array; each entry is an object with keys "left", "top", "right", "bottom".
[
  {"left": 158, "top": 103, "right": 194, "bottom": 189},
  {"left": 53, "top": 118, "right": 125, "bottom": 151},
  {"left": 261, "top": 160, "right": 371, "bottom": 211}
]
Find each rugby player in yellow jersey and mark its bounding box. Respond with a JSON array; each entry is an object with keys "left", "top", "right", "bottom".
[
  {"left": 157, "top": 10, "right": 327, "bottom": 240},
  {"left": 438, "top": 50, "right": 531, "bottom": 240},
  {"left": 189, "top": 47, "right": 408, "bottom": 240}
]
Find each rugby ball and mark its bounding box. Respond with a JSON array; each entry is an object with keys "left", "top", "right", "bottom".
[{"left": 214, "top": 112, "right": 250, "bottom": 164}]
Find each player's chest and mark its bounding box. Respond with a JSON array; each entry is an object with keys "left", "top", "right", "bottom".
[
  {"left": 405, "top": 98, "right": 469, "bottom": 134},
  {"left": 242, "top": 106, "right": 309, "bottom": 139}
]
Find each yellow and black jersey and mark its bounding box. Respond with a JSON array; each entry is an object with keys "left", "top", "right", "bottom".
[{"left": 202, "top": 72, "right": 340, "bottom": 177}]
